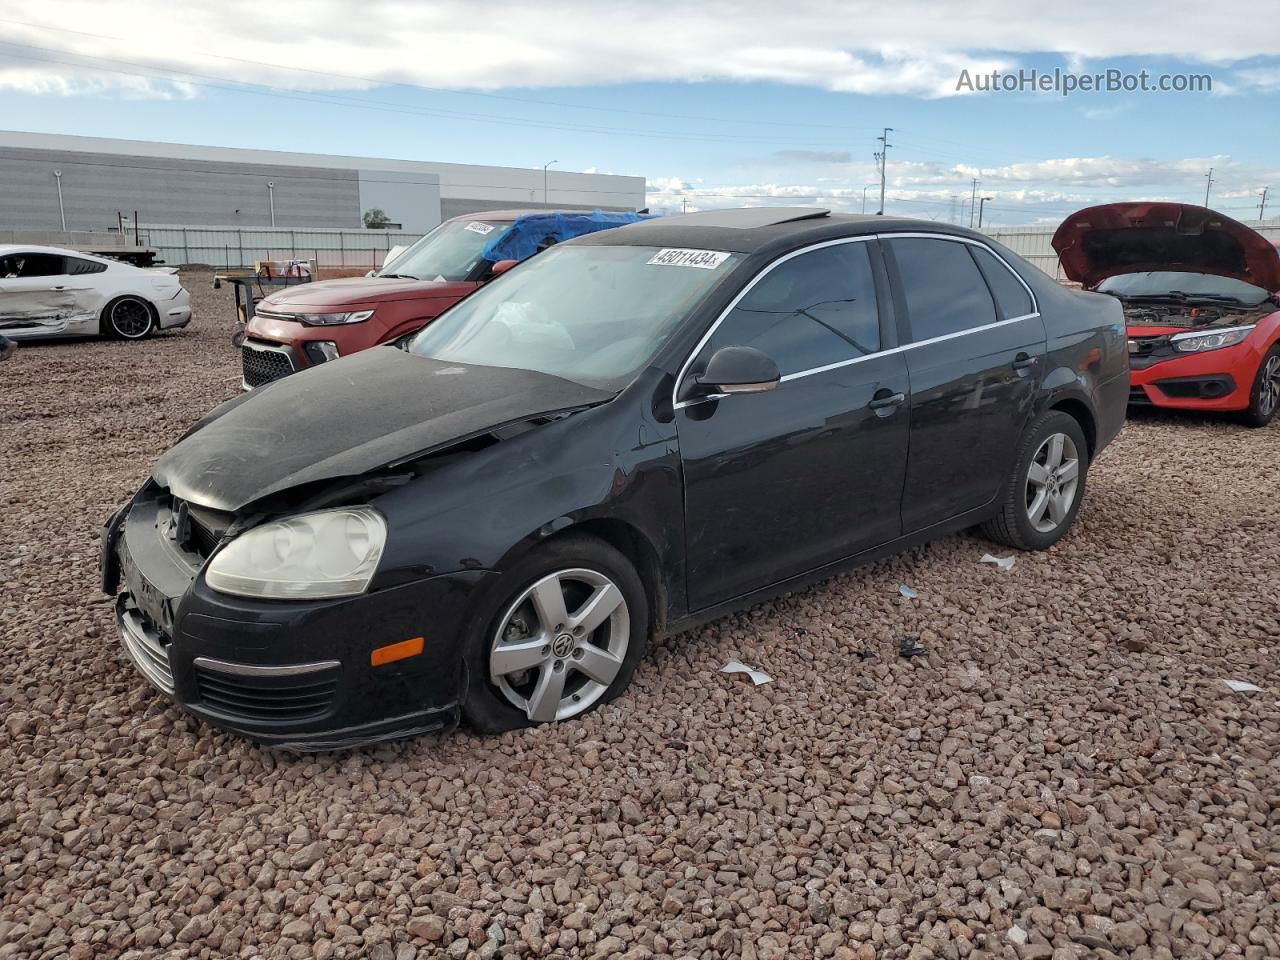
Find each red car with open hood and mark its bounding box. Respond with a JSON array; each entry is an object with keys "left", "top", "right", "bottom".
[{"left": 1053, "top": 202, "right": 1280, "bottom": 426}]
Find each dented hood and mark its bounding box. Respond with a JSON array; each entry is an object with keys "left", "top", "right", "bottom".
[
  {"left": 153, "top": 348, "right": 610, "bottom": 512},
  {"left": 1052, "top": 202, "right": 1280, "bottom": 293}
]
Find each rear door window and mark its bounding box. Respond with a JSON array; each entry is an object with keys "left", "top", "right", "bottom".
[
  {"left": 887, "top": 238, "right": 997, "bottom": 342},
  {"left": 971, "top": 246, "right": 1035, "bottom": 320},
  {"left": 704, "top": 241, "right": 881, "bottom": 376}
]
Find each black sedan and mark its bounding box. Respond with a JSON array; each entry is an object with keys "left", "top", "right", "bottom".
[{"left": 101, "top": 208, "right": 1129, "bottom": 748}]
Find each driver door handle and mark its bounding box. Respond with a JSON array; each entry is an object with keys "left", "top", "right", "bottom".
[
  {"left": 1012, "top": 352, "right": 1038, "bottom": 371},
  {"left": 868, "top": 390, "right": 906, "bottom": 414}
]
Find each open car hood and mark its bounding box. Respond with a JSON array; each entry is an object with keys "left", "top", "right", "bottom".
[
  {"left": 1052, "top": 202, "right": 1280, "bottom": 293},
  {"left": 153, "top": 348, "right": 610, "bottom": 513}
]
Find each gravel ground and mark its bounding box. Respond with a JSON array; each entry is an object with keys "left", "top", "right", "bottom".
[{"left": 1, "top": 270, "right": 1278, "bottom": 960}]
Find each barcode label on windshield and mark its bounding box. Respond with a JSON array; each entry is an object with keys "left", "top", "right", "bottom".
[
  {"left": 647, "top": 248, "right": 730, "bottom": 269},
  {"left": 465, "top": 222, "right": 496, "bottom": 235}
]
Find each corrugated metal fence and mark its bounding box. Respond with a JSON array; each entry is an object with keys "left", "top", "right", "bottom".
[
  {"left": 141, "top": 223, "right": 426, "bottom": 269},
  {"left": 140, "top": 218, "right": 1280, "bottom": 274}
]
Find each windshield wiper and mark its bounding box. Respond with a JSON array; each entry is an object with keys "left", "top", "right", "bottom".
[
  {"left": 1118, "top": 290, "right": 1249, "bottom": 305},
  {"left": 378, "top": 273, "right": 421, "bottom": 280}
]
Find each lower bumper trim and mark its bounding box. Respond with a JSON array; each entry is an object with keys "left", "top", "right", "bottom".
[{"left": 185, "top": 701, "right": 460, "bottom": 751}]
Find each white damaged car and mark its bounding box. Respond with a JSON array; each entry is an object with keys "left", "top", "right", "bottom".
[{"left": 0, "top": 245, "right": 192, "bottom": 341}]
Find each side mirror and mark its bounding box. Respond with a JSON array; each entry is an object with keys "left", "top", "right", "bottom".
[
  {"left": 489, "top": 259, "right": 518, "bottom": 278},
  {"left": 693, "top": 345, "right": 780, "bottom": 397}
]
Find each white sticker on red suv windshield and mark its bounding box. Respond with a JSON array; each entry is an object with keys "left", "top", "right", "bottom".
[
  {"left": 647, "top": 248, "right": 730, "bottom": 269},
  {"left": 465, "top": 222, "right": 496, "bottom": 235}
]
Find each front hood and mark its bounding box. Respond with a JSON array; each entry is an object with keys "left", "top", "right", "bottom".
[
  {"left": 261, "top": 277, "right": 478, "bottom": 309},
  {"left": 153, "top": 348, "right": 610, "bottom": 512},
  {"left": 1052, "top": 202, "right": 1280, "bottom": 293}
]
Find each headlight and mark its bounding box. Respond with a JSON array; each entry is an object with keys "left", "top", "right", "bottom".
[
  {"left": 205, "top": 507, "right": 387, "bottom": 600},
  {"left": 293, "top": 310, "right": 375, "bottom": 326},
  {"left": 1172, "top": 325, "right": 1254, "bottom": 353}
]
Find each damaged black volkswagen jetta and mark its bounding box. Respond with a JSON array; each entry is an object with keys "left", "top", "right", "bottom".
[{"left": 102, "top": 208, "right": 1129, "bottom": 749}]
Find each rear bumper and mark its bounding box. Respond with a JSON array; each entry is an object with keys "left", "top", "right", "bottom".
[
  {"left": 158, "top": 289, "right": 193, "bottom": 329},
  {"left": 102, "top": 491, "right": 489, "bottom": 749}
]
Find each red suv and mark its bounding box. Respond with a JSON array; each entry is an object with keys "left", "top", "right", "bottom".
[{"left": 239, "top": 209, "right": 645, "bottom": 388}]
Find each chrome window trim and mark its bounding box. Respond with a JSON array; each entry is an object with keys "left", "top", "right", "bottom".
[
  {"left": 672, "top": 235, "right": 875, "bottom": 410},
  {"left": 672, "top": 231, "right": 1041, "bottom": 409},
  {"left": 193, "top": 656, "right": 341, "bottom": 678}
]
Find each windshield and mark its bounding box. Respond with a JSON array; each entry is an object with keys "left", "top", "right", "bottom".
[
  {"left": 408, "top": 244, "right": 741, "bottom": 388},
  {"left": 1098, "top": 271, "right": 1270, "bottom": 305},
  {"left": 377, "top": 219, "right": 513, "bottom": 282}
]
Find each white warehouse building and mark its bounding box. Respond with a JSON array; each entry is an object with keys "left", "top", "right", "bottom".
[{"left": 0, "top": 131, "right": 647, "bottom": 235}]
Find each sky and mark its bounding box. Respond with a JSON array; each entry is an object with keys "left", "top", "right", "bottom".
[{"left": 3, "top": 1, "right": 1280, "bottom": 226}]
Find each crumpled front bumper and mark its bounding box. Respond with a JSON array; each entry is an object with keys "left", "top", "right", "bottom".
[{"left": 101, "top": 492, "right": 489, "bottom": 749}]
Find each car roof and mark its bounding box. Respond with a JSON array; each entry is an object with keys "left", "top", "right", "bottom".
[
  {"left": 0, "top": 243, "right": 112, "bottom": 262},
  {"left": 573, "top": 207, "right": 995, "bottom": 256},
  {"left": 452, "top": 208, "right": 613, "bottom": 223}
]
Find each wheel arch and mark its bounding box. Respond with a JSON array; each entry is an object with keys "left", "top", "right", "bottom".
[
  {"left": 1046, "top": 395, "right": 1097, "bottom": 459},
  {"left": 500, "top": 515, "right": 670, "bottom": 637}
]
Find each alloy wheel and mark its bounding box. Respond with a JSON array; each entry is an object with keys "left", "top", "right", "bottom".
[
  {"left": 110, "top": 298, "right": 153, "bottom": 339},
  {"left": 1025, "top": 432, "right": 1080, "bottom": 534},
  {"left": 489, "top": 567, "right": 630, "bottom": 723},
  {"left": 1259, "top": 355, "right": 1280, "bottom": 417}
]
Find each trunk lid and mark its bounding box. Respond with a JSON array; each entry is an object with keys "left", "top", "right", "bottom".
[{"left": 1052, "top": 202, "right": 1280, "bottom": 293}]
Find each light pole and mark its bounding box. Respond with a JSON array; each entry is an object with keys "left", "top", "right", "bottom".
[
  {"left": 543, "top": 160, "right": 558, "bottom": 206},
  {"left": 861, "top": 184, "right": 876, "bottom": 214},
  {"left": 977, "top": 196, "right": 992, "bottom": 229}
]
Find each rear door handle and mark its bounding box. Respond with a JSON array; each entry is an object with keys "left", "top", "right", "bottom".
[
  {"left": 868, "top": 390, "right": 906, "bottom": 414},
  {"left": 1012, "top": 352, "right": 1038, "bottom": 372}
]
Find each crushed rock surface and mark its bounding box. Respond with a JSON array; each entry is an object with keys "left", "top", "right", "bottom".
[{"left": 1, "top": 270, "right": 1278, "bottom": 959}]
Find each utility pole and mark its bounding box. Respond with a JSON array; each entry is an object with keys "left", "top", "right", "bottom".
[
  {"left": 977, "top": 196, "right": 992, "bottom": 229},
  {"left": 875, "top": 127, "right": 893, "bottom": 215},
  {"left": 968, "top": 178, "right": 979, "bottom": 228},
  {"left": 681, "top": 197, "right": 688, "bottom": 214},
  {"left": 1260, "top": 187, "right": 1269, "bottom": 221},
  {"left": 543, "top": 160, "right": 558, "bottom": 206},
  {"left": 1203, "top": 167, "right": 1214, "bottom": 207}
]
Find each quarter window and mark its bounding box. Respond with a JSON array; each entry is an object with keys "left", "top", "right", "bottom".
[
  {"left": 888, "top": 238, "right": 997, "bottom": 343},
  {"left": 971, "top": 246, "right": 1034, "bottom": 320},
  {"left": 704, "top": 242, "right": 880, "bottom": 377},
  {"left": 65, "top": 256, "right": 108, "bottom": 276}
]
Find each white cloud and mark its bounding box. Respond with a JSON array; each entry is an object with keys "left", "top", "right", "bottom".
[
  {"left": 2, "top": 0, "right": 1277, "bottom": 99},
  {"left": 646, "top": 152, "right": 1280, "bottom": 224}
]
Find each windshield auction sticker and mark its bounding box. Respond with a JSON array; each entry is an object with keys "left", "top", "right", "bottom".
[
  {"left": 465, "top": 222, "right": 496, "bottom": 235},
  {"left": 647, "top": 248, "right": 731, "bottom": 269}
]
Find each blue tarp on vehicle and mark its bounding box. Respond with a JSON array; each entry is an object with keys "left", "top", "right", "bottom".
[{"left": 481, "top": 210, "right": 652, "bottom": 262}]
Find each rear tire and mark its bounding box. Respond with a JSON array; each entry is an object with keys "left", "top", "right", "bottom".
[
  {"left": 982, "top": 410, "right": 1089, "bottom": 551},
  {"left": 1239, "top": 346, "right": 1280, "bottom": 428},
  {"left": 461, "top": 535, "right": 649, "bottom": 734},
  {"left": 102, "top": 296, "right": 155, "bottom": 340}
]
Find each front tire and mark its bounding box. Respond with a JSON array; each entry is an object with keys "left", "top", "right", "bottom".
[
  {"left": 1240, "top": 346, "right": 1280, "bottom": 428},
  {"left": 982, "top": 410, "right": 1089, "bottom": 551},
  {"left": 102, "top": 296, "right": 156, "bottom": 340},
  {"left": 461, "top": 535, "right": 649, "bottom": 734}
]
